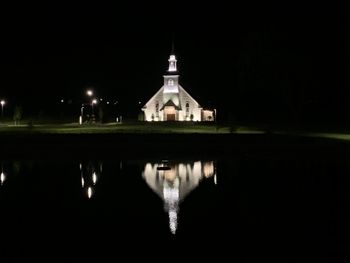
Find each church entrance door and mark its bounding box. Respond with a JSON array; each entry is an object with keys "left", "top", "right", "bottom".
[
  {"left": 164, "top": 106, "right": 177, "bottom": 121},
  {"left": 167, "top": 114, "right": 176, "bottom": 121}
]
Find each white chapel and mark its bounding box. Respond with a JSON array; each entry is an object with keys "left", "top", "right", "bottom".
[{"left": 141, "top": 51, "right": 215, "bottom": 122}]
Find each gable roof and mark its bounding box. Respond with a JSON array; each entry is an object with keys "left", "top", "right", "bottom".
[{"left": 160, "top": 99, "right": 181, "bottom": 110}]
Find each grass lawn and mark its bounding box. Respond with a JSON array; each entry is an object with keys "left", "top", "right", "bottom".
[
  {"left": 299, "top": 132, "right": 350, "bottom": 142},
  {"left": 0, "top": 122, "right": 235, "bottom": 134}
]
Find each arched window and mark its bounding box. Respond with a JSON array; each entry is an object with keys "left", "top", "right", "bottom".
[
  {"left": 186, "top": 102, "right": 190, "bottom": 115},
  {"left": 168, "top": 79, "right": 174, "bottom": 86}
]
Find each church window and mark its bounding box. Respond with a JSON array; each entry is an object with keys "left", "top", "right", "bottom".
[
  {"left": 155, "top": 101, "right": 159, "bottom": 117},
  {"left": 168, "top": 79, "right": 174, "bottom": 86},
  {"left": 186, "top": 102, "right": 189, "bottom": 115}
]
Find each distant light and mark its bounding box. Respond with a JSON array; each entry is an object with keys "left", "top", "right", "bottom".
[
  {"left": 60, "top": 99, "right": 64, "bottom": 103},
  {"left": 92, "top": 172, "right": 97, "bottom": 185},
  {"left": 138, "top": 101, "right": 141, "bottom": 104},
  {"left": 92, "top": 99, "right": 97, "bottom": 104},
  {"left": 87, "top": 187, "right": 93, "bottom": 199},
  {"left": 81, "top": 176, "right": 85, "bottom": 188},
  {"left": 79, "top": 163, "right": 82, "bottom": 170},
  {"left": 106, "top": 101, "right": 110, "bottom": 105},
  {"left": 87, "top": 90, "right": 93, "bottom": 97},
  {"left": 100, "top": 98, "right": 103, "bottom": 101},
  {"left": 0, "top": 172, "right": 5, "bottom": 185},
  {"left": 0, "top": 100, "right": 5, "bottom": 106},
  {"left": 214, "top": 174, "right": 217, "bottom": 185}
]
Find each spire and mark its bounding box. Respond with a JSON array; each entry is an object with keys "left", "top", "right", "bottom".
[
  {"left": 167, "top": 33, "right": 177, "bottom": 72},
  {"left": 168, "top": 42, "right": 177, "bottom": 72},
  {"left": 171, "top": 34, "right": 175, "bottom": 55}
]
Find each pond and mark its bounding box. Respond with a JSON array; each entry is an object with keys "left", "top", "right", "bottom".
[{"left": 0, "top": 155, "right": 349, "bottom": 261}]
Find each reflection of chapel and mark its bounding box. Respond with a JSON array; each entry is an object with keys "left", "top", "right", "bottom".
[
  {"left": 141, "top": 50, "right": 215, "bottom": 122},
  {"left": 142, "top": 161, "right": 216, "bottom": 234}
]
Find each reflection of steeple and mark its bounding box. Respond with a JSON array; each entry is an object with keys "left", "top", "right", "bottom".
[{"left": 142, "top": 160, "right": 216, "bottom": 234}]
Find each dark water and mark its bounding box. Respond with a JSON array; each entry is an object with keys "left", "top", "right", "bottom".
[{"left": 0, "top": 156, "right": 349, "bottom": 261}]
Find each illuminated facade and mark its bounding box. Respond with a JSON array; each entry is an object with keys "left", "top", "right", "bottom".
[
  {"left": 142, "top": 52, "right": 215, "bottom": 121},
  {"left": 142, "top": 160, "right": 216, "bottom": 234}
]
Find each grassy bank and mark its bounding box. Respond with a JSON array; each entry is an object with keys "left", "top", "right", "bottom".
[{"left": 0, "top": 122, "right": 262, "bottom": 134}]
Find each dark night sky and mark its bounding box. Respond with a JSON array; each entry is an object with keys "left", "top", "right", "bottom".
[{"left": 0, "top": 3, "right": 349, "bottom": 124}]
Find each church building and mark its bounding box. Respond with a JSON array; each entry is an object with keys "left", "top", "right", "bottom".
[{"left": 141, "top": 51, "right": 215, "bottom": 122}]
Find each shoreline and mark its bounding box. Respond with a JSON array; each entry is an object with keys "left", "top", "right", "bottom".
[{"left": 1, "top": 133, "right": 350, "bottom": 160}]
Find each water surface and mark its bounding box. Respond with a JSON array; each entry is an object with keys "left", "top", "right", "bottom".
[{"left": 0, "top": 156, "right": 349, "bottom": 261}]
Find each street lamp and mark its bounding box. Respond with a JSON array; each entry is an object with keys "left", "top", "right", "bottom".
[
  {"left": 1, "top": 100, "right": 5, "bottom": 118},
  {"left": 91, "top": 99, "right": 97, "bottom": 115},
  {"left": 87, "top": 90, "right": 93, "bottom": 97},
  {"left": 79, "top": 104, "right": 85, "bottom": 125}
]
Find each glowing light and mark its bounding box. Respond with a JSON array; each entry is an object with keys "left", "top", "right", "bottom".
[
  {"left": 214, "top": 174, "right": 217, "bottom": 185},
  {"left": 92, "top": 99, "right": 97, "bottom": 105},
  {"left": 92, "top": 172, "right": 97, "bottom": 185},
  {"left": 81, "top": 176, "right": 85, "bottom": 188},
  {"left": 0, "top": 172, "right": 5, "bottom": 185},
  {"left": 169, "top": 210, "right": 178, "bottom": 234},
  {"left": 79, "top": 163, "right": 82, "bottom": 170},
  {"left": 0, "top": 100, "right": 5, "bottom": 106},
  {"left": 87, "top": 187, "right": 93, "bottom": 199},
  {"left": 60, "top": 99, "right": 64, "bottom": 103},
  {"left": 86, "top": 90, "right": 93, "bottom": 96},
  {"left": 106, "top": 101, "right": 110, "bottom": 105}
]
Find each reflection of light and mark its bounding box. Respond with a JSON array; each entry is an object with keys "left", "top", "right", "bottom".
[
  {"left": 87, "top": 187, "right": 93, "bottom": 199},
  {"left": 81, "top": 176, "right": 85, "bottom": 188},
  {"left": 163, "top": 186, "right": 179, "bottom": 234},
  {"left": 142, "top": 160, "right": 216, "bottom": 235},
  {"left": 164, "top": 169, "right": 176, "bottom": 182},
  {"left": 169, "top": 210, "right": 177, "bottom": 234},
  {"left": 164, "top": 187, "right": 179, "bottom": 200},
  {"left": 203, "top": 162, "right": 214, "bottom": 178},
  {"left": 0, "top": 172, "right": 5, "bottom": 185},
  {"left": 214, "top": 174, "right": 217, "bottom": 185},
  {"left": 92, "top": 172, "right": 97, "bottom": 185}
]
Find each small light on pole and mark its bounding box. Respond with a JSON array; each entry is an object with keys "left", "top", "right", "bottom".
[
  {"left": 91, "top": 99, "right": 97, "bottom": 115},
  {"left": 0, "top": 100, "right": 5, "bottom": 118},
  {"left": 79, "top": 104, "right": 84, "bottom": 125}
]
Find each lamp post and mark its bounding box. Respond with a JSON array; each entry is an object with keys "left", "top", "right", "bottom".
[
  {"left": 91, "top": 99, "right": 97, "bottom": 116},
  {"left": 0, "top": 100, "right": 5, "bottom": 119},
  {"left": 79, "top": 104, "right": 85, "bottom": 125}
]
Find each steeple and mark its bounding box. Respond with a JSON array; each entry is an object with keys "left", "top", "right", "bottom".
[
  {"left": 168, "top": 54, "right": 177, "bottom": 72},
  {"left": 168, "top": 38, "right": 177, "bottom": 72}
]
